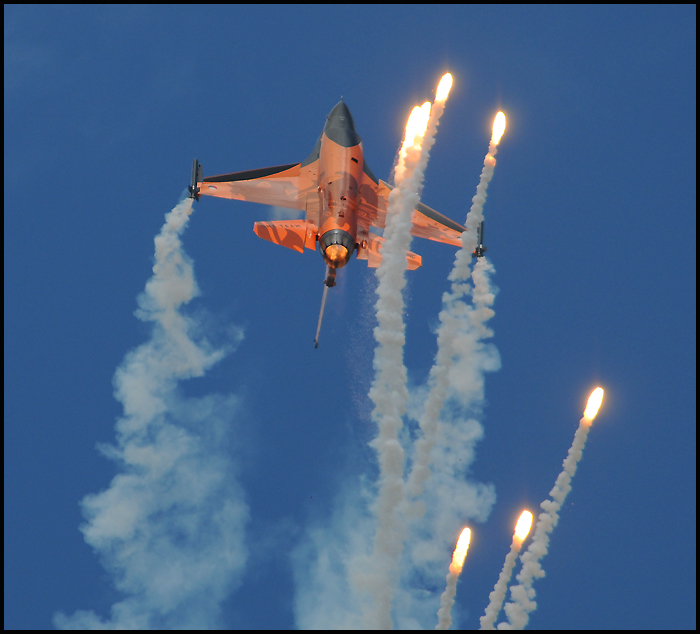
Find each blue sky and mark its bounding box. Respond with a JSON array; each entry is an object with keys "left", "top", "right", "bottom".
[{"left": 4, "top": 5, "right": 695, "bottom": 630}]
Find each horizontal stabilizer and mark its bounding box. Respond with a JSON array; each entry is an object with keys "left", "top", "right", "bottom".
[
  {"left": 357, "top": 234, "right": 422, "bottom": 270},
  {"left": 253, "top": 220, "right": 317, "bottom": 253}
]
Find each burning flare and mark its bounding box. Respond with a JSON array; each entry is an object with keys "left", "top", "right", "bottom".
[
  {"left": 583, "top": 387, "right": 604, "bottom": 421},
  {"left": 449, "top": 527, "right": 472, "bottom": 575},
  {"left": 417, "top": 102, "right": 431, "bottom": 138},
  {"left": 501, "top": 386, "right": 603, "bottom": 629},
  {"left": 402, "top": 106, "right": 423, "bottom": 153},
  {"left": 514, "top": 510, "right": 533, "bottom": 542},
  {"left": 491, "top": 112, "right": 506, "bottom": 146},
  {"left": 437, "top": 528, "right": 472, "bottom": 629},
  {"left": 436, "top": 73, "right": 453, "bottom": 103},
  {"left": 397, "top": 101, "right": 432, "bottom": 182},
  {"left": 478, "top": 511, "right": 533, "bottom": 630},
  {"left": 402, "top": 102, "right": 432, "bottom": 152}
]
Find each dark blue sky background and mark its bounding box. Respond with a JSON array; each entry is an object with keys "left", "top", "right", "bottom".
[{"left": 5, "top": 5, "right": 695, "bottom": 630}]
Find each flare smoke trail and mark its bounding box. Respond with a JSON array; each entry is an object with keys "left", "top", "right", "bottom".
[
  {"left": 480, "top": 512, "right": 533, "bottom": 630},
  {"left": 500, "top": 393, "right": 602, "bottom": 630},
  {"left": 480, "top": 541, "right": 521, "bottom": 630},
  {"left": 53, "top": 198, "right": 248, "bottom": 629},
  {"left": 406, "top": 115, "right": 503, "bottom": 505},
  {"left": 436, "top": 571, "right": 459, "bottom": 630},
  {"left": 363, "top": 101, "right": 434, "bottom": 629},
  {"left": 436, "top": 526, "right": 471, "bottom": 630},
  {"left": 395, "top": 116, "right": 503, "bottom": 628},
  {"left": 364, "top": 92, "right": 457, "bottom": 628}
]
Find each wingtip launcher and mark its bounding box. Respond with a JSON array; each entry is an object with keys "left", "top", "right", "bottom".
[
  {"left": 472, "top": 220, "right": 487, "bottom": 258},
  {"left": 188, "top": 159, "right": 203, "bottom": 200}
]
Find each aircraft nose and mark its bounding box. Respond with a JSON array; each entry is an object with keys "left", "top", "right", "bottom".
[{"left": 325, "top": 100, "right": 355, "bottom": 131}]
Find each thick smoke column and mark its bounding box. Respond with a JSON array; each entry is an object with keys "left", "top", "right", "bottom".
[
  {"left": 499, "top": 389, "right": 604, "bottom": 630},
  {"left": 436, "top": 571, "right": 459, "bottom": 631},
  {"left": 53, "top": 198, "right": 248, "bottom": 629},
  {"left": 480, "top": 511, "right": 533, "bottom": 630},
  {"left": 365, "top": 77, "right": 454, "bottom": 629},
  {"left": 363, "top": 101, "right": 433, "bottom": 629}
]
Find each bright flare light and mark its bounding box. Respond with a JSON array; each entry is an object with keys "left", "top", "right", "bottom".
[
  {"left": 436, "top": 73, "right": 453, "bottom": 103},
  {"left": 417, "top": 101, "right": 432, "bottom": 140},
  {"left": 514, "top": 510, "right": 533, "bottom": 542},
  {"left": 397, "top": 102, "right": 433, "bottom": 182},
  {"left": 583, "top": 387, "right": 604, "bottom": 421},
  {"left": 401, "top": 102, "right": 431, "bottom": 153},
  {"left": 449, "top": 527, "right": 471, "bottom": 575},
  {"left": 403, "top": 106, "right": 423, "bottom": 151},
  {"left": 491, "top": 112, "right": 506, "bottom": 145}
]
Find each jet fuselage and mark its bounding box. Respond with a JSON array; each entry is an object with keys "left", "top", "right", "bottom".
[{"left": 317, "top": 101, "right": 364, "bottom": 269}]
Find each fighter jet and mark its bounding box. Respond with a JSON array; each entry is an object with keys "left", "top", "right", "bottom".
[{"left": 189, "top": 100, "right": 468, "bottom": 346}]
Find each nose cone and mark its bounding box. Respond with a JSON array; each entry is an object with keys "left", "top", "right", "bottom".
[{"left": 325, "top": 100, "right": 356, "bottom": 131}]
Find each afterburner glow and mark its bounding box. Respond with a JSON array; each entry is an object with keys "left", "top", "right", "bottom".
[{"left": 325, "top": 244, "right": 348, "bottom": 263}]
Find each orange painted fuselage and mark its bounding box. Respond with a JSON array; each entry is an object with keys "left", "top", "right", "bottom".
[{"left": 315, "top": 102, "right": 365, "bottom": 269}]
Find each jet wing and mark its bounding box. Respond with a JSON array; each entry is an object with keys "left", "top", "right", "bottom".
[
  {"left": 358, "top": 174, "right": 465, "bottom": 247},
  {"left": 196, "top": 149, "right": 320, "bottom": 212},
  {"left": 197, "top": 163, "right": 303, "bottom": 210}
]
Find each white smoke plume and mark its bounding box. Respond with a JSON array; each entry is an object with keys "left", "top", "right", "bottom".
[
  {"left": 362, "top": 102, "right": 437, "bottom": 629},
  {"left": 479, "top": 539, "right": 522, "bottom": 630},
  {"left": 436, "top": 570, "right": 459, "bottom": 630},
  {"left": 393, "top": 256, "right": 498, "bottom": 629},
  {"left": 53, "top": 198, "right": 248, "bottom": 629},
  {"left": 499, "top": 419, "right": 593, "bottom": 630},
  {"left": 406, "top": 134, "right": 500, "bottom": 505}
]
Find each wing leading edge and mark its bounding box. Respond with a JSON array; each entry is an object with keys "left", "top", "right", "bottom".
[
  {"left": 198, "top": 163, "right": 304, "bottom": 209},
  {"left": 195, "top": 140, "right": 321, "bottom": 212}
]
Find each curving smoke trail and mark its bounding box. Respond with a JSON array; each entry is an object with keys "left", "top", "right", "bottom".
[
  {"left": 53, "top": 198, "right": 249, "bottom": 629},
  {"left": 499, "top": 412, "right": 597, "bottom": 630}
]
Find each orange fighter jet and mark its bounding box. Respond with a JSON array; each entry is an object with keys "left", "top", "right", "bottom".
[{"left": 188, "top": 100, "right": 466, "bottom": 347}]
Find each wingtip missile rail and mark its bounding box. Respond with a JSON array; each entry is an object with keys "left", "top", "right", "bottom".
[
  {"left": 188, "top": 159, "right": 203, "bottom": 200},
  {"left": 472, "top": 220, "right": 487, "bottom": 258}
]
